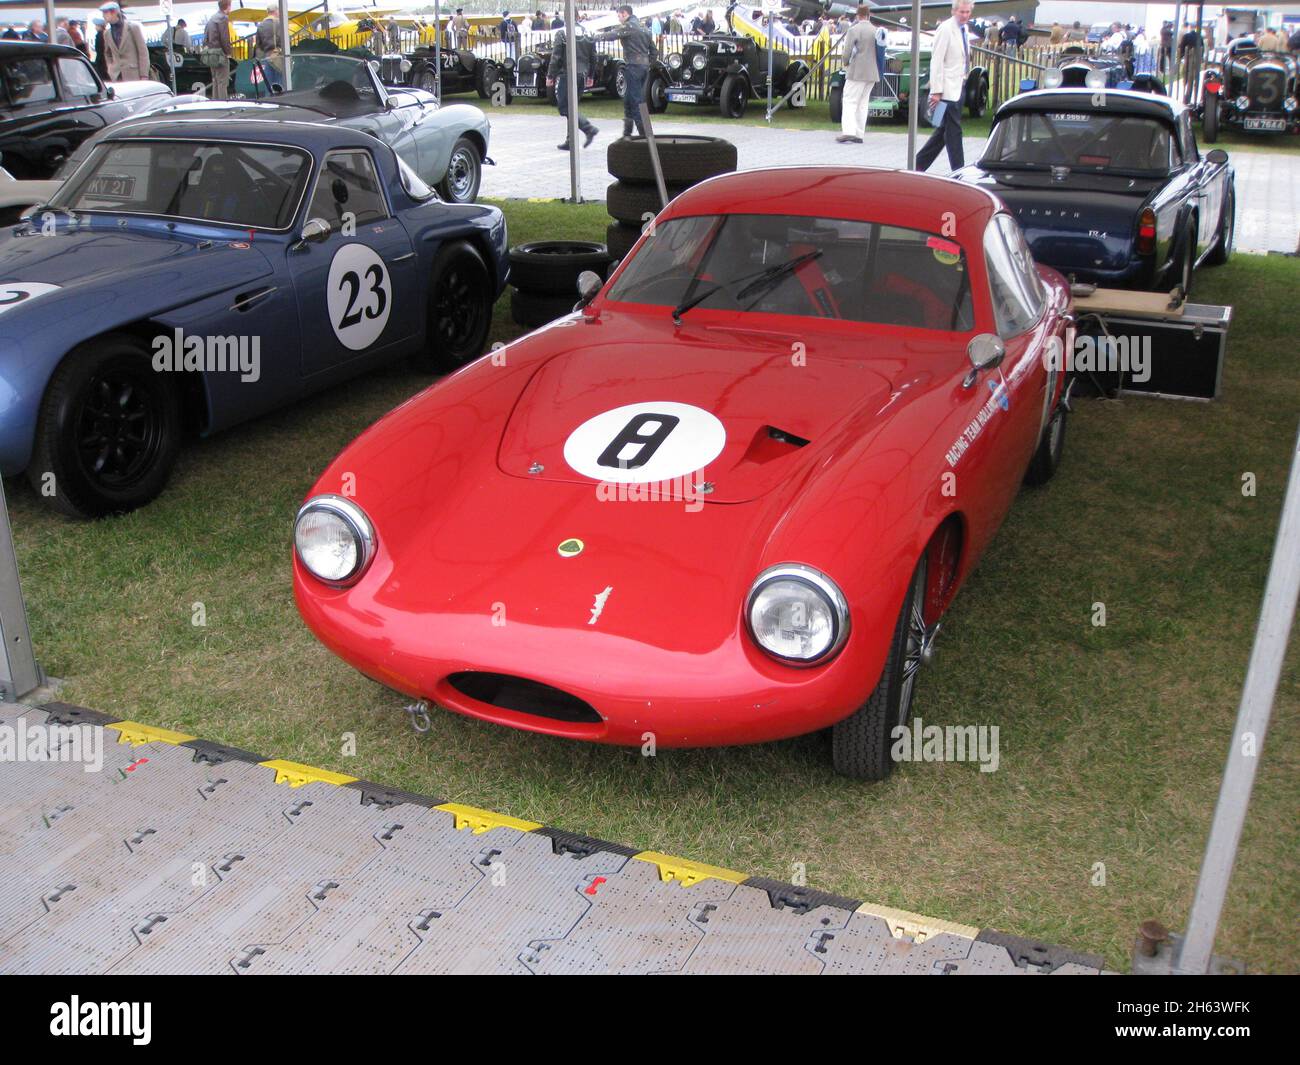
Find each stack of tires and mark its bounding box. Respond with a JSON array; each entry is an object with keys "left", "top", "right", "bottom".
[
  {"left": 605, "top": 135, "right": 738, "bottom": 261},
  {"left": 508, "top": 241, "right": 612, "bottom": 329}
]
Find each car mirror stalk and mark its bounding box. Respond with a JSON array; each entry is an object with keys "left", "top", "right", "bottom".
[{"left": 964, "top": 333, "right": 1005, "bottom": 388}]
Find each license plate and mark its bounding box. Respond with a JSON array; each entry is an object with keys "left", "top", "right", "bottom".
[
  {"left": 666, "top": 90, "right": 698, "bottom": 102},
  {"left": 85, "top": 174, "right": 135, "bottom": 199},
  {"left": 1243, "top": 116, "right": 1285, "bottom": 131},
  {"left": 515, "top": 86, "right": 538, "bottom": 97}
]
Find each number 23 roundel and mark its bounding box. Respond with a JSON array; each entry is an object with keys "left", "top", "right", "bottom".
[
  {"left": 564, "top": 401, "right": 726, "bottom": 484},
  {"left": 326, "top": 244, "right": 392, "bottom": 352}
]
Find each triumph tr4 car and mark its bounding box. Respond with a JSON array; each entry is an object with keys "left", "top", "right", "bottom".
[
  {"left": 954, "top": 88, "right": 1234, "bottom": 294},
  {"left": 0, "top": 116, "right": 507, "bottom": 519},
  {"left": 293, "top": 167, "right": 1073, "bottom": 780}
]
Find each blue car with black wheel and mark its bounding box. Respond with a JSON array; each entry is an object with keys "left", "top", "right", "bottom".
[{"left": 0, "top": 115, "right": 507, "bottom": 519}]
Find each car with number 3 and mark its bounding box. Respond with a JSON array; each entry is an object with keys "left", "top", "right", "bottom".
[
  {"left": 0, "top": 116, "right": 506, "bottom": 519},
  {"left": 293, "top": 167, "right": 1073, "bottom": 780}
]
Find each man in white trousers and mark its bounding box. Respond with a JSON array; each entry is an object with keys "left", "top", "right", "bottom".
[
  {"left": 837, "top": 5, "right": 884, "bottom": 143},
  {"left": 916, "top": 0, "right": 974, "bottom": 173}
]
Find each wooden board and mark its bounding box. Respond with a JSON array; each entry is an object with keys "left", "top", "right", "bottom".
[{"left": 1071, "top": 287, "right": 1185, "bottom": 319}]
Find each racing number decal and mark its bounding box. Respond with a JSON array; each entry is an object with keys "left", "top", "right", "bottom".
[
  {"left": 0, "top": 283, "right": 60, "bottom": 314},
  {"left": 326, "top": 244, "right": 392, "bottom": 351},
  {"left": 564, "top": 401, "right": 726, "bottom": 484}
]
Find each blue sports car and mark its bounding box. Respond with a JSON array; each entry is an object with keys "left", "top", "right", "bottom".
[{"left": 0, "top": 115, "right": 508, "bottom": 518}]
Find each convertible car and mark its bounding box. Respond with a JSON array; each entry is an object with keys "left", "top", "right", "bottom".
[
  {"left": 293, "top": 167, "right": 1073, "bottom": 780},
  {"left": 954, "top": 89, "right": 1234, "bottom": 293},
  {"left": 0, "top": 117, "right": 507, "bottom": 519},
  {"left": 1200, "top": 39, "right": 1300, "bottom": 142}
]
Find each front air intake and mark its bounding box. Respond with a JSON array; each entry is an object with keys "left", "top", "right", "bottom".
[{"left": 446, "top": 672, "right": 603, "bottom": 723}]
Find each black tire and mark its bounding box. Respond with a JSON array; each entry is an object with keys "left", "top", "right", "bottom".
[
  {"left": 606, "top": 134, "right": 737, "bottom": 185},
  {"left": 832, "top": 555, "right": 928, "bottom": 781},
  {"left": 508, "top": 240, "right": 612, "bottom": 296},
  {"left": 966, "top": 73, "right": 989, "bottom": 118},
  {"left": 1171, "top": 222, "right": 1196, "bottom": 297},
  {"left": 719, "top": 72, "right": 748, "bottom": 118},
  {"left": 437, "top": 137, "right": 482, "bottom": 203},
  {"left": 1207, "top": 188, "right": 1233, "bottom": 266},
  {"left": 1023, "top": 404, "right": 1068, "bottom": 486},
  {"left": 422, "top": 241, "right": 493, "bottom": 372},
  {"left": 476, "top": 60, "right": 497, "bottom": 99},
  {"left": 605, "top": 221, "right": 642, "bottom": 261},
  {"left": 510, "top": 287, "right": 577, "bottom": 329},
  {"left": 646, "top": 70, "right": 668, "bottom": 112},
  {"left": 412, "top": 62, "right": 439, "bottom": 94},
  {"left": 546, "top": 79, "right": 558, "bottom": 107},
  {"left": 28, "top": 335, "right": 182, "bottom": 519},
  {"left": 828, "top": 82, "right": 843, "bottom": 124},
  {"left": 1203, "top": 91, "right": 1219, "bottom": 142},
  {"left": 606, "top": 179, "right": 688, "bottom": 226},
  {"left": 608, "top": 61, "right": 626, "bottom": 99}
]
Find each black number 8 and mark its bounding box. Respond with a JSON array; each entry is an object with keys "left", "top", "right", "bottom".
[{"left": 597, "top": 412, "right": 680, "bottom": 470}]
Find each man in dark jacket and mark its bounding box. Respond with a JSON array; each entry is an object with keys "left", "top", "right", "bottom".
[
  {"left": 595, "top": 4, "right": 657, "bottom": 137},
  {"left": 548, "top": 25, "right": 598, "bottom": 150}
]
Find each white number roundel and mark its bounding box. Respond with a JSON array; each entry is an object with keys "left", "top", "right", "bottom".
[
  {"left": 0, "top": 283, "right": 60, "bottom": 314},
  {"left": 564, "top": 401, "right": 726, "bottom": 484},
  {"left": 327, "top": 243, "right": 392, "bottom": 351}
]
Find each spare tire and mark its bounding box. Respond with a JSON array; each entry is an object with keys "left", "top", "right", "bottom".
[
  {"left": 608, "top": 134, "right": 737, "bottom": 185},
  {"left": 606, "top": 179, "right": 689, "bottom": 226},
  {"left": 510, "top": 287, "right": 578, "bottom": 329},
  {"left": 508, "top": 240, "right": 612, "bottom": 296},
  {"left": 606, "top": 221, "right": 642, "bottom": 261}
]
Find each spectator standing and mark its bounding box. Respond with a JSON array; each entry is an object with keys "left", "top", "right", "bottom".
[
  {"left": 68, "top": 19, "right": 89, "bottom": 56},
  {"left": 548, "top": 22, "right": 598, "bottom": 150},
  {"left": 1289, "top": 26, "right": 1300, "bottom": 54},
  {"left": 1049, "top": 22, "right": 1064, "bottom": 46},
  {"left": 1258, "top": 26, "right": 1282, "bottom": 52},
  {"left": 915, "top": 0, "right": 973, "bottom": 174},
  {"left": 595, "top": 4, "right": 657, "bottom": 138},
  {"left": 53, "top": 18, "right": 73, "bottom": 46},
  {"left": 500, "top": 12, "right": 521, "bottom": 60},
  {"left": 254, "top": 14, "right": 280, "bottom": 59},
  {"left": 201, "top": 0, "right": 235, "bottom": 100},
  {"left": 167, "top": 19, "right": 192, "bottom": 52},
  {"left": 24, "top": 20, "right": 49, "bottom": 42},
  {"left": 552, "top": 13, "right": 564, "bottom": 30},
  {"left": 101, "top": 4, "right": 149, "bottom": 81},
  {"left": 836, "top": 6, "right": 881, "bottom": 144},
  {"left": 92, "top": 18, "right": 109, "bottom": 79}
]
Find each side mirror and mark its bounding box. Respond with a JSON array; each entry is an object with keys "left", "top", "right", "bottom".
[
  {"left": 1205, "top": 148, "right": 1229, "bottom": 165},
  {"left": 575, "top": 269, "right": 602, "bottom": 306},
  {"left": 105, "top": 85, "right": 115, "bottom": 99},
  {"left": 964, "top": 333, "right": 1005, "bottom": 387},
  {"left": 293, "top": 217, "right": 331, "bottom": 250}
]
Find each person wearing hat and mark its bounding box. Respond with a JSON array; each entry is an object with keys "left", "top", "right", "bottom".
[
  {"left": 452, "top": 8, "right": 470, "bottom": 49},
  {"left": 100, "top": 4, "right": 149, "bottom": 82},
  {"left": 498, "top": 11, "right": 520, "bottom": 61}
]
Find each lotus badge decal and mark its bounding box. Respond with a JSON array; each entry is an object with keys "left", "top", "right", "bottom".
[{"left": 558, "top": 538, "right": 585, "bottom": 558}]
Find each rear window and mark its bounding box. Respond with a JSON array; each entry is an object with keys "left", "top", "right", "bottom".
[
  {"left": 983, "top": 111, "right": 1177, "bottom": 174},
  {"left": 4, "top": 57, "right": 57, "bottom": 105},
  {"left": 607, "top": 213, "right": 975, "bottom": 332}
]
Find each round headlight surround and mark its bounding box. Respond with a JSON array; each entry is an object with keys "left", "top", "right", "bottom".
[
  {"left": 745, "top": 563, "right": 851, "bottom": 666},
  {"left": 1236, "top": 94, "right": 1251, "bottom": 110},
  {"left": 294, "top": 494, "right": 377, "bottom": 587},
  {"left": 668, "top": 52, "right": 683, "bottom": 69},
  {"left": 1084, "top": 68, "right": 1107, "bottom": 90},
  {"left": 691, "top": 53, "right": 708, "bottom": 71}
]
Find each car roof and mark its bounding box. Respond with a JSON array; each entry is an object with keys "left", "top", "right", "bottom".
[
  {"left": 98, "top": 110, "right": 385, "bottom": 153},
  {"left": 0, "top": 41, "right": 87, "bottom": 61},
  {"left": 661, "top": 167, "right": 1001, "bottom": 240},
  {"left": 998, "top": 88, "right": 1185, "bottom": 121}
]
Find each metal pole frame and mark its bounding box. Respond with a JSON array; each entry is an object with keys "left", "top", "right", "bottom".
[
  {"left": 280, "top": 0, "right": 293, "bottom": 92},
  {"left": 1174, "top": 426, "right": 1300, "bottom": 973},
  {"left": 565, "top": 0, "right": 580, "bottom": 203},
  {"left": 0, "top": 480, "right": 42, "bottom": 703},
  {"left": 906, "top": 0, "right": 921, "bottom": 169},
  {"left": 434, "top": 0, "right": 442, "bottom": 101},
  {"left": 166, "top": 14, "right": 177, "bottom": 94}
]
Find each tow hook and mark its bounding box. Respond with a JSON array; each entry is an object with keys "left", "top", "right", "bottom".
[{"left": 403, "top": 700, "right": 432, "bottom": 733}]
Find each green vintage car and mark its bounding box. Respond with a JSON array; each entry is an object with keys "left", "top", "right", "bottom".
[
  {"left": 148, "top": 45, "right": 239, "bottom": 97},
  {"left": 828, "top": 47, "right": 988, "bottom": 124}
]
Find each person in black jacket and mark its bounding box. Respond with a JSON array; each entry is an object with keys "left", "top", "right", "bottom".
[
  {"left": 595, "top": 4, "right": 657, "bottom": 138},
  {"left": 548, "top": 25, "right": 598, "bottom": 150},
  {"left": 92, "top": 19, "right": 109, "bottom": 81}
]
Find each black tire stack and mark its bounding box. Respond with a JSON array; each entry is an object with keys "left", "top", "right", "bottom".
[
  {"left": 605, "top": 135, "right": 738, "bottom": 262},
  {"left": 507, "top": 240, "right": 612, "bottom": 329}
]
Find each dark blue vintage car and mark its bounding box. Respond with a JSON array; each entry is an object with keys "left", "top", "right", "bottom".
[
  {"left": 954, "top": 89, "right": 1235, "bottom": 293},
  {"left": 0, "top": 116, "right": 508, "bottom": 519}
]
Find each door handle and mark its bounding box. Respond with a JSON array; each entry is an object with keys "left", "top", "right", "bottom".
[
  {"left": 231, "top": 286, "right": 277, "bottom": 312},
  {"left": 388, "top": 252, "right": 415, "bottom": 263}
]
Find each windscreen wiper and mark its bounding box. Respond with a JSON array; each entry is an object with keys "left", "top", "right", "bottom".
[
  {"left": 736, "top": 249, "right": 824, "bottom": 303},
  {"left": 672, "top": 280, "right": 725, "bottom": 325}
]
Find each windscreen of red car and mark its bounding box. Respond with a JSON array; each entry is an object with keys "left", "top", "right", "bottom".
[
  {"left": 56, "top": 140, "right": 312, "bottom": 230},
  {"left": 982, "top": 111, "right": 1177, "bottom": 174},
  {"left": 606, "top": 214, "right": 976, "bottom": 332}
]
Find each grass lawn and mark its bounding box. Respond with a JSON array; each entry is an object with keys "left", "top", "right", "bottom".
[
  {"left": 8, "top": 198, "right": 1298, "bottom": 973},
  {"left": 493, "top": 93, "right": 1300, "bottom": 153}
]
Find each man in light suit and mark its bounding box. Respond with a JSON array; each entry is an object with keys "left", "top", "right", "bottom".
[
  {"left": 915, "top": 0, "right": 973, "bottom": 173},
  {"left": 99, "top": 3, "right": 149, "bottom": 82}
]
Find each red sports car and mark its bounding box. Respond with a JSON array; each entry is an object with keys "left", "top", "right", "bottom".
[{"left": 293, "top": 167, "right": 1073, "bottom": 779}]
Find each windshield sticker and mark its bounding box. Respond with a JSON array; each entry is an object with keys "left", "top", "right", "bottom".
[{"left": 927, "top": 237, "right": 962, "bottom": 265}]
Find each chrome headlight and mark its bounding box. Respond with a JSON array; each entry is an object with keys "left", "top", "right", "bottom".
[
  {"left": 691, "top": 53, "right": 707, "bottom": 71},
  {"left": 400, "top": 59, "right": 412, "bottom": 74},
  {"left": 294, "top": 495, "right": 376, "bottom": 586},
  {"left": 1285, "top": 97, "right": 1299, "bottom": 112},
  {"left": 1084, "top": 68, "right": 1107, "bottom": 90},
  {"left": 746, "top": 563, "right": 850, "bottom": 665},
  {"left": 1237, "top": 94, "right": 1251, "bottom": 110},
  {"left": 1041, "top": 67, "right": 1064, "bottom": 90},
  {"left": 668, "top": 52, "right": 683, "bottom": 69}
]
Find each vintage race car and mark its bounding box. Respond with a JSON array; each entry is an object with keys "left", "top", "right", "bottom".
[
  {"left": 954, "top": 89, "right": 1234, "bottom": 293},
  {"left": 1200, "top": 39, "right": 1300, "bottom": 141},
  {"left": 293, "top": 167, "right": 1073, "bottom": 780},
  {"left": 0, "top": 41, "right": 180, "bottom": 178},
  {"left": 649, "top": 33, "right": 808, "bottom": 118},
  {"left": 0, "top": 117, "right": 507, "bottom": 519},
  {"left": 221, "top": 52, "right": 491, "bottom": 204}
]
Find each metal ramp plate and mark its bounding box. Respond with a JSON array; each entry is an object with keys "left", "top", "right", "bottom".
[{"left": 0, "top": 703, "right": 1109, "bottom": 975}]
